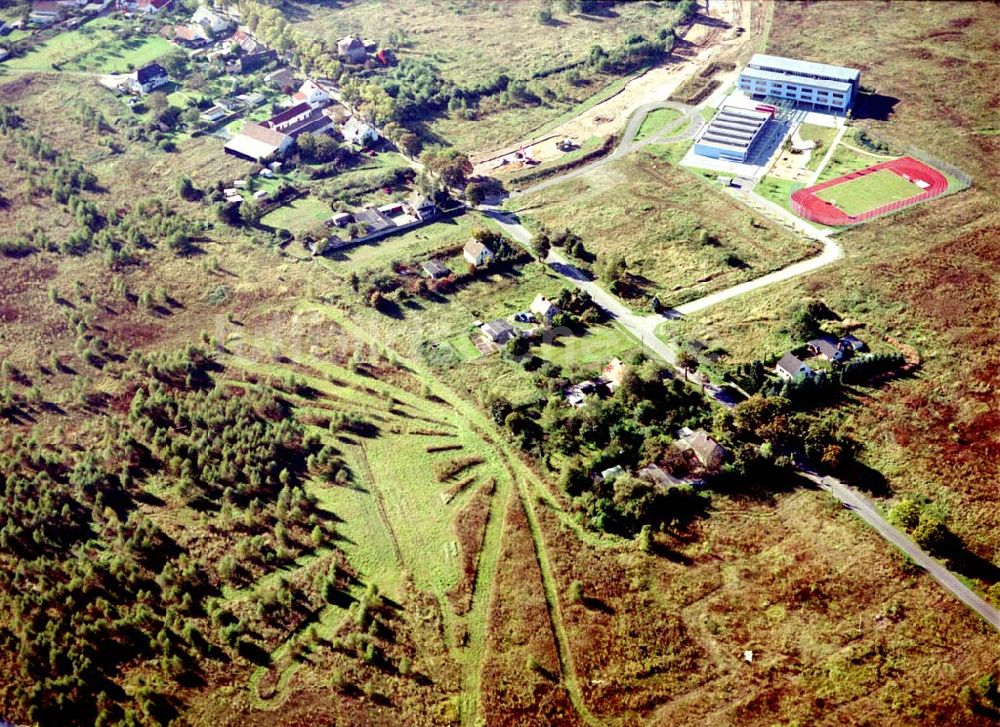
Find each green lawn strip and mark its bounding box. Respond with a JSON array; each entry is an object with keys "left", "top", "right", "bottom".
[
  {"left": 447, "top": 333, "right": 482, "bottom": 362},
  {"left": 534, "top": 322, "right": 639, "bottom": 369},
  {"left": 457, "top": 484, "right": 511, "bottom": 724},
  {"left": 796, "top": 122, "right": 838, "bottom": 172},
  {"left": 5, "top": 18, "right": 172, "bottom": 72},
  {"left": 755, "top": 175, "right": 803, "bottom": 214},
  {"left": 816, "top": 143, "right": 888, "bottom": 183},
  {"left": 261, "top": 196, "right": 334, "bottom": 234},
  {"left": 635, "top": 107, "right": 683, "bottom": 141},
  {"left": 814, "top": 168, "right": 923, "bottom": 216},
  {"left": 699, "top": 107, "right": 717, "bottom": 123}
]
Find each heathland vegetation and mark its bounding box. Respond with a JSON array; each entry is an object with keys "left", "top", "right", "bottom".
[{"left": 1, "top": 0, "right": 999, "bottom": 725}]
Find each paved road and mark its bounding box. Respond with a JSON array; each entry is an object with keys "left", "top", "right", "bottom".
[
  {"left": 484, "top": 205, "right": 741, "bottom": 407},
  {"left": 800, "top": 471, "right": 1000, "bottom": 633}
]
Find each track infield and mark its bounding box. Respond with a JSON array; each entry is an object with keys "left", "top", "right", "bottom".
[
  {"left": 814, "top": 168, "right": 922, "bottom": 216},
  {"left": 791, "top": 156, "right": 949, "bottom": 225}
]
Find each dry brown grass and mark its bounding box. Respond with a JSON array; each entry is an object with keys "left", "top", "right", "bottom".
[
  {"left": 768, "top": 1, "right": 1000, "bottom": 193},
  {"left": 479, "top": 493, "right": 580, "bottom": 726}
]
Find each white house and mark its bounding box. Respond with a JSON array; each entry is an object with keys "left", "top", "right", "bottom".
[
  {"left": 775, "top": 352, "right": 813, "bottom": 381},
  {"left": 530, "top": 294, "right": 560, "bottom": 325},
  {"left": 463, "top": 239, "right": 494, "bottom": 267},
  {"left": 291, "top": 79, "right": 330, "bottom": 108},
  {"left": 191, "top": 5, "right": 231, "bottom": 35},
  {"left": 336, "top": 35, "right": 367, "bottom": 63},
  {"left": 341, "top": 116, "right": 379, "bottom": 146},
  {"left": 128, "top": 63, "right": 169, "bottom": 94}
]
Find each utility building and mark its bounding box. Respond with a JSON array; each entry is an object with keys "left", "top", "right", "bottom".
[
  {"left": 693, "top": 104, "right": 773, "bottom": 162},
  {"left": 738, "top": 54, "right": 861, "bottom": 113}
]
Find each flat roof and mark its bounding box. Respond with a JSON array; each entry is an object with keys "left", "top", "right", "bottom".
[
  {"left": 740, "top": 67, "right": 853, "bottom": 94},
  {"left": 748, "top": 53, "right": 860, "bottom": 83},
  {"left": 695, "top": 103, "right": 770, "bottom": 154},
  {"left": 224, "top": 134, "right": 280, "bottom": 161}
]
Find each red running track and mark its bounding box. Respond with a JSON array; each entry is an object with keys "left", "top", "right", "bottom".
[{"left": 791, "top": 156, "right": 948, "bottom": 226}]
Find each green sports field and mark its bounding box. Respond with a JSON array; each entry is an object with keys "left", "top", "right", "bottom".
[{"left": 815, "top": 168, "right": 923, "bottom": 216}]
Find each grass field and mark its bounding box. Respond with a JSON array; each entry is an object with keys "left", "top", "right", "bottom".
[
  {"left": 755, "top": 175, "right": 802, "bottom": 213},
  {"left": 509, "top": 150, "right": 819, "bottom": 308},
  {"left": 260, "top": 196, "right": 333, "bottom": 234},
  {"left": 534, "top": 322, "right": 638, "bottom": 370},
  {"left": 797, "top": 122, "right": 838, "bottom": 172},
  {"left": 634, "top": 107, "right": 683, "bottom": 141},
  {"left": 319, "top": 212, "right": 495, "bottom": 276},
  {"left": 814, "top": 168, "right": 922, "bottom": 216},
  {"left": 3, "top": 18, "right": 173, "bottom": 73},
  {"left": 289, "top": 0, "right": 679, "bottom": 87}
]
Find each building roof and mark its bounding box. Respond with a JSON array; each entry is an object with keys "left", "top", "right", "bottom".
[
  {"left": 231, "top": 29, "right": 261, "bottom": 53},
  {"left": 841, "top": 333, "right": 866, "bottom": 350},
  {"left": 678, "top": 428, "right": 726, "bottom": 468},
  {"left": 353, "top": 207, "right": 394, "bottom": 232},
  {"left": 263, "top": 102, "right": 312, "bottom": 128},
  {"left": 293, "top": 79, "right": 328, "bottom": 102},
  {"left": 175, "top": 24, "right": 208, "bottom": 41},
  {"left": 135, "top": 63, "right": 168, "bottom": 84},
  {"left": 530, "top": 293, "right": 559, "bottom": 318},
  {"left": 748, "top": 53, "right": 861, "bottom": 84},
  {"left": 337, "top": 35, "right": 365, "bottom": 53},
  {"left": 697, "top": 104, "right": 771, "bottom": 152},
  {"left": 342, "top": 116, "right": 377, "bottom": 139},
  {"left": 776, "top": 352, "right": 811, "bottom": 376},
  {"left": 740, "top": 66, "right": 853, "bottom": 94},
  {"left": 410, "top": 193, "right": 435, "bottom": 210},
  {"left": 600, "top": 465, "right": 625, "bottom": 481},
  {"left": 421, "top": 260, "right": 450, "bottom": 278},
  {"left": 481, "top": 318, "right": 514, "bottom": 341},
  {"left": 808, "top": 335, "right": 843, "bottom": 359},
  {"left": 240, "top": 122, "right": 288, "bottom": 147},
  {"left": 464, "top": 239, "right": 492, "bottom": 259},
  {"left": 638, "top": 464, "right": 686, "bottom": 489}
]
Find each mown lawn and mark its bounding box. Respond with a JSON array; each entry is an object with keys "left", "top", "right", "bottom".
[
  {"left": 319, "top": 212, "right": 492, "bottom": 276},
  {"left": 797, "top": 122, "right": 838, "bottom": 172},
  {"left": 815, "top": 168, "right": 922, "bottom": 216},
  {"left": 4, "top": 18, "right": 173, "bottom": 72},
  {"left": 815, "top": 142, "right": 886, "bottom": 183},
  {"left": 535, "top": 322, "right": 639, "bottom": 370},
  {"left": 756, "top": 175, "right": 802, "bottom": 213},
  {"left": 260, "top": 196, "right": 333, "bottom": 234},
  {"left": 634, "top": 107, "right": 682, "bottom": 141}
]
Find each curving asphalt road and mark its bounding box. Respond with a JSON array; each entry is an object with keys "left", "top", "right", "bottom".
[
  {"left": 510, "top": 100, "right": 705, "bottom": 198},
  {"left": 481, "top": 101, "right": 1000, "bottom": 633},
  {"left": 801, "top": 471, "right": 1000, "bottom": 632}
]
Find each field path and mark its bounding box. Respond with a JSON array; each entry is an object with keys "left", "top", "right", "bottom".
[{"left": 318, "top": 309, "right": 602, "bottom": 725}]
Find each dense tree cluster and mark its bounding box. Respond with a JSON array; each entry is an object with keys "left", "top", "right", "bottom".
[{"left": 0, "top": 347, "right": 354, "bottom": 724}]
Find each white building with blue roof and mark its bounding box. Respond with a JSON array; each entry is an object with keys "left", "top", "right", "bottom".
[{"left": 738, "top": 54, "right": 861, "bottom": 113}]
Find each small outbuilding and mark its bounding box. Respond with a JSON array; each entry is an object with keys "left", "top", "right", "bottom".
[{"left": 421, "top": 260, "right": 450, "bottom": 279}]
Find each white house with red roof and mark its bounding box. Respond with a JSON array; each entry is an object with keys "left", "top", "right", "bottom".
[{"left": 291, "top": 79, "right": 330, "bottom": 108}]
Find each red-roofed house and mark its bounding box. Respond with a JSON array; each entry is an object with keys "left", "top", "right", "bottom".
[{"left": 291, "top": 79, "right": 330, "bottom": 108}]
